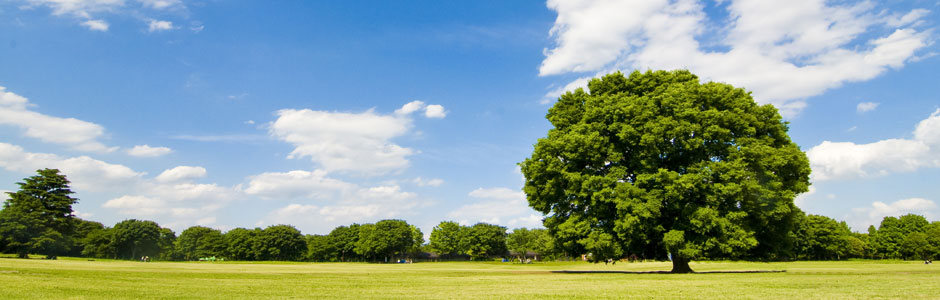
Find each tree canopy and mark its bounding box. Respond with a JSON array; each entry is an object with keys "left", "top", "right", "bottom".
[
  {"left": 520, "top": 70, "right": 811, "bottom": 272},
  {"left": 0, "top": 169, "right": 78, "bottom": 258}
]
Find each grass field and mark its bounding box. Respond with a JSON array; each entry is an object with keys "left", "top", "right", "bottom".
[{"left": 0, "top": 257, "right": 937, "bottom": 299}]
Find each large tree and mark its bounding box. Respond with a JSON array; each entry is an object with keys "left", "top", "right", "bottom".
[
  {"left": 521, "top": 70, "right": 811, "bottom": 272},
  {"left": 429, "top": 221, "right": 465, "bottom": 258},
  {"left": 255, "top": 225, "right": 306, "bottom": 261},
  {"left": 0, "top": 169, "right": 78, "bottom": 258},
  {"left": 175, "top": 226, "right": 226, "bottom": 261},
  {"left": 461, "top": 223, "right": 507, "bottom": 260},
  {"left": 355, "top": 219, "right": 416, "bottom": 262},
  {"left": 112, "top": 219, "right": 165, "bottom": 260}
]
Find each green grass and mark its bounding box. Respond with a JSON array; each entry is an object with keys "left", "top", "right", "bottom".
[{"left": 0, "top": 257, "right": 937, "bottom": 299}]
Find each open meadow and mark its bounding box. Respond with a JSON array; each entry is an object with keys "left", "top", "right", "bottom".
[{"left": 0, "top": 258, "right": 938, "bottom": 299}]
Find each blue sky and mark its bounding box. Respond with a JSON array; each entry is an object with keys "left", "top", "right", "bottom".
[{"left": 0, "top": 0, "right": 938, "bottom": 235}]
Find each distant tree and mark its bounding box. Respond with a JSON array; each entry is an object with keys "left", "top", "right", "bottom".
[
  {"left": 68, "top": 219, "right": 105, "bottom": 257},
  {"left": 429, "top": 221, "right": 465, "bottom": 258},
  {"left": 175, "top": 226, "right": 226, "bottom": 261},
  {"left": 871, "top": 214, "right": 929, "bottom": 259},
  {"left": 461, "top": 223, "right": 507, "bottom": 260},
  {"left": 794, "top": 215, "right": 854, "bottom": 260},
  {"left": 157, "top": 227, "right": 177, "bottom": 260},
  {"left": 255, "top": 225, "right": 306, "bottom": 261},
  {"left": 926, "top": 222, "right": 940, "bottom": 260},
  {"left": 408, "top": 225, "right": 425, "bottom": 257},
  {"left": 0, "top": 169, "right": 79, "bottom": 258},
  {"left": 355, "top": 220, "right": 415, "bottom": 262},
  {"left": 81, "top": 227, "right": 116, "bottom": 259},
  {"left": 508, "top": 228, "right": 543, "bottom": 262},
  {"left": 224, "top": 228, "right": 261, "bottom": 261},
  {"left": 902, "top": 232, "right": 930, "bottom": 261},
  {"left": 306, "top": 234, "right": 335, "bottom": 261},
  {"left": 112, "top": 219, "right": 163, "bottom": 260},
  {"left": 530, "top": 229, "right": 558, "bottom": 261},
  {"left": 328, "top": 224, "right": 361, "bottom": 262},
  {"left": 520, "top": 70, "right": 811, "bottom": 272}
]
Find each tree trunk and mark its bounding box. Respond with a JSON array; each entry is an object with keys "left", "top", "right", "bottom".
[
  {"left": 670, "top": 256, "right": 694, "bottom": 273},
  {"left": 17, "top": 251, "right": 29, "bottom": 259}
]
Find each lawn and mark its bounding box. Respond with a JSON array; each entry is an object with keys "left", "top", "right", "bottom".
[{"left": 0, "top": 258, "right": 937, "bottom": 299}]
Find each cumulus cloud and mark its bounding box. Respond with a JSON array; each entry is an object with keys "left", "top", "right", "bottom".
[
  {"left": 127, "top": 145, "right": 172, "bottom": 157},
  {"left": 849, "top": 198, "right": 938, "bottom": 230},
  {"left": 147, "top": 19, "right": 173, "bottom": 32},
  {"left": 270, "top": 101, "right": 446, "bottom": 176},
  {"left": 155, "top": 166, "right": 206, "bottom": 183},
  {"left": 539, "top": 0, "right": 931, "bottom": 116},
  {"left": 0, "top": 86, "right": 115, "bottom": 152},
  {"left": 446, "top": 187, "right": 541, "bottom": 227},
  {"left": 0, "top": 142, "right": 142, "bottom": 192},
  {"left": 263, "top": 184, "right": 423, "bottom": 233},
  {"left": 242, "top": 169, "right": 353, "bottom": 200},
  {"left": 856, "top": 102, "right": 879, "bottom": 113},
  {"left": 807, "top": 109, "right": 940, "bottom": 180},
  {"left": 424, "top": 104, "right": 447, "bottom": 118}
]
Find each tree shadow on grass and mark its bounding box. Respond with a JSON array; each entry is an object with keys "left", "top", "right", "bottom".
[{"left": 551, "top": 270, "right": 786, "bottom": 274}]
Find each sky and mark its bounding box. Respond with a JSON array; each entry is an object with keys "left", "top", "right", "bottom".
[{"left": 0, "top": 0, "right": 938, "bottom": 236}]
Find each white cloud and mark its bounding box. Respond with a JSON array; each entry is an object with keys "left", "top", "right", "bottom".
[
  {"left": 80, "top": 19, "right": 108, "bottom": 31},
  {"left": 884, "top": 9, "right": 930, "bottom": 28},
  {"left": 395, "top": 100, "right": 426, "bottom": 116},
  {"left": 0, "top": 86, "right": 115, "bottom": 152},
  {"left": 24, "top": 0, "right": 124, "bottom": 18},
  {"left": 127, "top": 145, "right": 172, "bottom": 157},
  {"left": 270, "top": 104, "right": 427, "bottom": 176},
  {"left": 412, "top": 177, "right": 444, "bottom": 187},
  {"left": 539, "top": 1, "right": 931, "bottom": 116},
  {"left": 0, "top": 142, "right": 142, "bottom": 192},
  {"left": 242, "top": 169, "right": 353, "bottom": 200},
  {"left": 0, "top": 141, "right": 233, "bottom": 231},
  {"left": 103, "top": 195, "right": 166, "bottom": 216},
  {"left": 155, "top": 166, "right": 206, "bottom": 183},
  {"left": 849, "top": 198, "right": 938, "bottom": 231},
  {"left": 20, "top": 0, "right": 187, "bottom": 31},
  {"left": 147, "top": 19, "right": 173, "bottom": 32},
  {"left": 138, "top": 0, "right": 182, "bottom": 10},
  {"left": 447, "top": 187, "right": 539, "bottom": 226},
  {"left": 808, "top": 109, "right": 940, "bottom": 180},
  {"left": 424, "top": 104, "right": 447, "bottom": 118},
  {"left": 263, "top": 184, "right": 423, "bottom": 233},
  {"left": 856, "top": 102, "right": 879, "bottom": 113},
  {"left": 793, "top": 186, "right": 817, "bottom": 208}
]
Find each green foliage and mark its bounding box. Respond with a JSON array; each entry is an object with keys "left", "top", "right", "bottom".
[
  {"left": 328, "top": 224, "right": 360, "bottom": 262},
  {"left": 355, "top": 219, "right": 416, "bottom": 261},
  {"left": 80, "top": 227, "right": 116, "bottom": 259},
  {"left": 223, "top": 228, "right": 260, "bottom": 261},
  {"left": 112, "top": 219, "right": 166, "bottom": 260},
  {"left": 175, "top": 226, "right": 225, "bottom": 261},
  {"left": 506, "top": 228, "right": 537, "bottom": 261},
  {"left": 521, "top": 70, "right": 811, "bottom": 271},
  {"left": 793, "top": 215, "right": 860, "bottom": 260},
  {"left": 254, "top": 225, "right": 306, "bottom": 261},
  {"left": 461, "top": 223, "right": 507, "bottom": 260},
  {"left": 306, "top": 234, "right": 335, "bottom": 261},
  {"left": 0, "top": 169, "right": 78, "bottom": 258},
  {"left": 429, "top": 221, "right": 464, "bottom": 257}
]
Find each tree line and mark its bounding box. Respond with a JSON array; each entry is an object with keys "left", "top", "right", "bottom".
[{"left": 1, "top": 169, "right": 939, "bottom": 262}]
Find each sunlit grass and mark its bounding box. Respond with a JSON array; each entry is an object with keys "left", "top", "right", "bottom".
[{"left": 0, "top": 257, "right": 936, "bottom": 299}]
